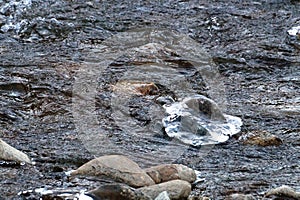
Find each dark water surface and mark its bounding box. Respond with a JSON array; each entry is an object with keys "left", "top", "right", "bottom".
[{"left": 0, "top": 0, "right": 300, "bottom": 199}]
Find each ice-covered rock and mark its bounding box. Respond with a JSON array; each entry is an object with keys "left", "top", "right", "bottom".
[{"left": 162, "top": 95, "right": 242, "bottom": 146}]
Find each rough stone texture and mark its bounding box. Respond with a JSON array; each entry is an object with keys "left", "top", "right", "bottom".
[
  {"left": 188, "top": 196, "right": 210, "bottom": 200},
  {"left": 137, "top": 180, "right": 191, "bottom": 200},
  {"left": 155, "top": 191, "right": 170, "bottom": 200},
  {"left": 226, "top": 193, "right": 255, "bottom": 200},
  {"left": 0, "top": 139, "right": 31, "bottom": 164},
  {"left": 239, "top": 130, "right": 283, "bottom": 147},
  {"left": 265, "top": 185, "right": 300, "bottom": 199},
  {"left": 145, "top": 164, "right": 196, "bottom": 184},
  {"left": 86, "top": 184, "right": 151, "bottom": 200},
  {"left": 112, "top": 81, "right": 159, "bottom": 96},
  {"left": 70, "top": 155, "right": 155, "bottom": 187}
]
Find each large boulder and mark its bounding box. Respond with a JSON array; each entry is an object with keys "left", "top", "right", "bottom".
[
  {"left": 137, "top": 180, "right": 191, "bottom": 200},
  {"left": 69, "top": 155, "right": 155, "bottom": 187},
  {"left": 144, "top": 164, "right": 196, "bottom": 184},
  {"left": 0, "top": 138, "right": 31, "bottom": 164}
]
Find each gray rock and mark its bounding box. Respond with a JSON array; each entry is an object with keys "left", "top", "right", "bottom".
[
  {"left": 69, "top": 155, "right": 155, "bottom": 187},
  {"left": 86, "top": 184, "right": 151, "bottom": 200},
  {"left": 0, "top": 138, "right": 31, "bottom": 164},
  {"left": 155, "top": 191, "right": 170, "bottom": 200},
  {"left": 137, "top": 180, "right": 191, "bottom": 200},
  {"left": 265, "top": 185, "right": 300, "bottom": 199},
  {"left": 144, "top": 164, "right": 196, "bottom": 184},
  {"left": 227, "top": 193, "right": 255, "bottom": 200}
]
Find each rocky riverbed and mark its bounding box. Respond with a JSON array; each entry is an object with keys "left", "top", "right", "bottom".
[{"left": 0, "top": 0, "right": 300, "bottom": 199}]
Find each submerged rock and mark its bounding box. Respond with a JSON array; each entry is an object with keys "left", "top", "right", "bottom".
[
  {"left": 68, "top": 155, "right": 155, "bottom": 187},
  {"left": 0, "top": 138, "right": 31, "bottom": 164},
  {"left": 265, "top": 185, "right": 300, "bottom": 199},
  {"left": 162, "top": 95, "right": 242, "bottom": 146},
  {"left": 144, "top": 164, "right": 196, "bottom": 184},
  {"left": 137, "top": 180, "right": 191, "bottom": 200},
  {"left": 239, "top": 130, "right": 282, "bottom": 147}
]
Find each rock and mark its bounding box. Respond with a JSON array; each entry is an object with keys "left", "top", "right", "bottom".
[
  {"left": 0, "top": 138, "right": 31, "bottom": 164},
  {"left": 239, "top": 130, "right": 282, "bottom": 146},
  {"left": 144, "top": 164, "right": 196, "bottom": 184},
  {"left": 183, "top": 95, "right": 226, "bottom": 122},
  {"left": 137, "top": 180, "right": 191, "bottom": 200},
  {"left": 162, "top": 95, "right": 242, "bottom": 146},
  {"left": 265, "top": 185, "right": 300, "bottom": 199},
  {"left": 188, "top": 196, "right": 210, "bottom": 200},
  {"left": 69, "top": 155, "right": 155, "bottom": 187},
  {"left": 155, "top": 191, "right": 170, "bottom": 200},
  {"left": 226, "top": 193, "right": 255, "bottom": 200},
  {"left": 112, "top": 81, "right": 159, "bottom": 96},
  {"left": 86, "top": 184, "right": 151, "bottom": 200}
]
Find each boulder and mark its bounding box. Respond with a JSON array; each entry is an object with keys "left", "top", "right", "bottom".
[
  {"left": 0, "top": 138, "right": 31, "bottom": 164},
  {"left": 69, "top": 155, "right": 155, "bottom": 187},
  {"left": 239, "top": 130, "right": 282, "bottom": 146},
  {"left": 265, "top": 185, "right": 300, "bottom": 199},
  {"left": 137, "top": 180, "right": 191, "bottom": 200},
  {"left": 144, "top": 164, "right": 196, "bottom": 184}
]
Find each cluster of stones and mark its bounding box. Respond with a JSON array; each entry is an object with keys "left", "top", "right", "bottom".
[{"left": 68, "top": 155, "right": 196, "bottom": 200}]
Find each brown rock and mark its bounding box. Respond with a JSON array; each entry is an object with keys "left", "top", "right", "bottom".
[
  {"left": 265, "top": 185, "right": 300, "bottom": 199},
  {"left": 0, "top": 138, "right": 31, "bottom": 164},
  {"left": 137, "top": 180, "right": 191, "bottom": 200},
  {"left": 70, "top": 155, "right": 155, "bottom": 187},
  {"left": 112, "top": 81, "right": 158, "bottom": 96},
  {"left": 239, "top": 130, "right": 282, "bottom": 146},
  {"left": 144, "top": 164, "right": 196, "bottom": 184}
]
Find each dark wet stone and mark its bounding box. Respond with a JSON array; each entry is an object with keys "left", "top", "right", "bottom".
[{"left": 86, "top": 184, "right": 151, "bottom": 200}]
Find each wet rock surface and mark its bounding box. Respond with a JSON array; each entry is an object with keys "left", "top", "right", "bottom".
[{"left": 0, "top": 0, "right": 300, "bottom": 199}]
